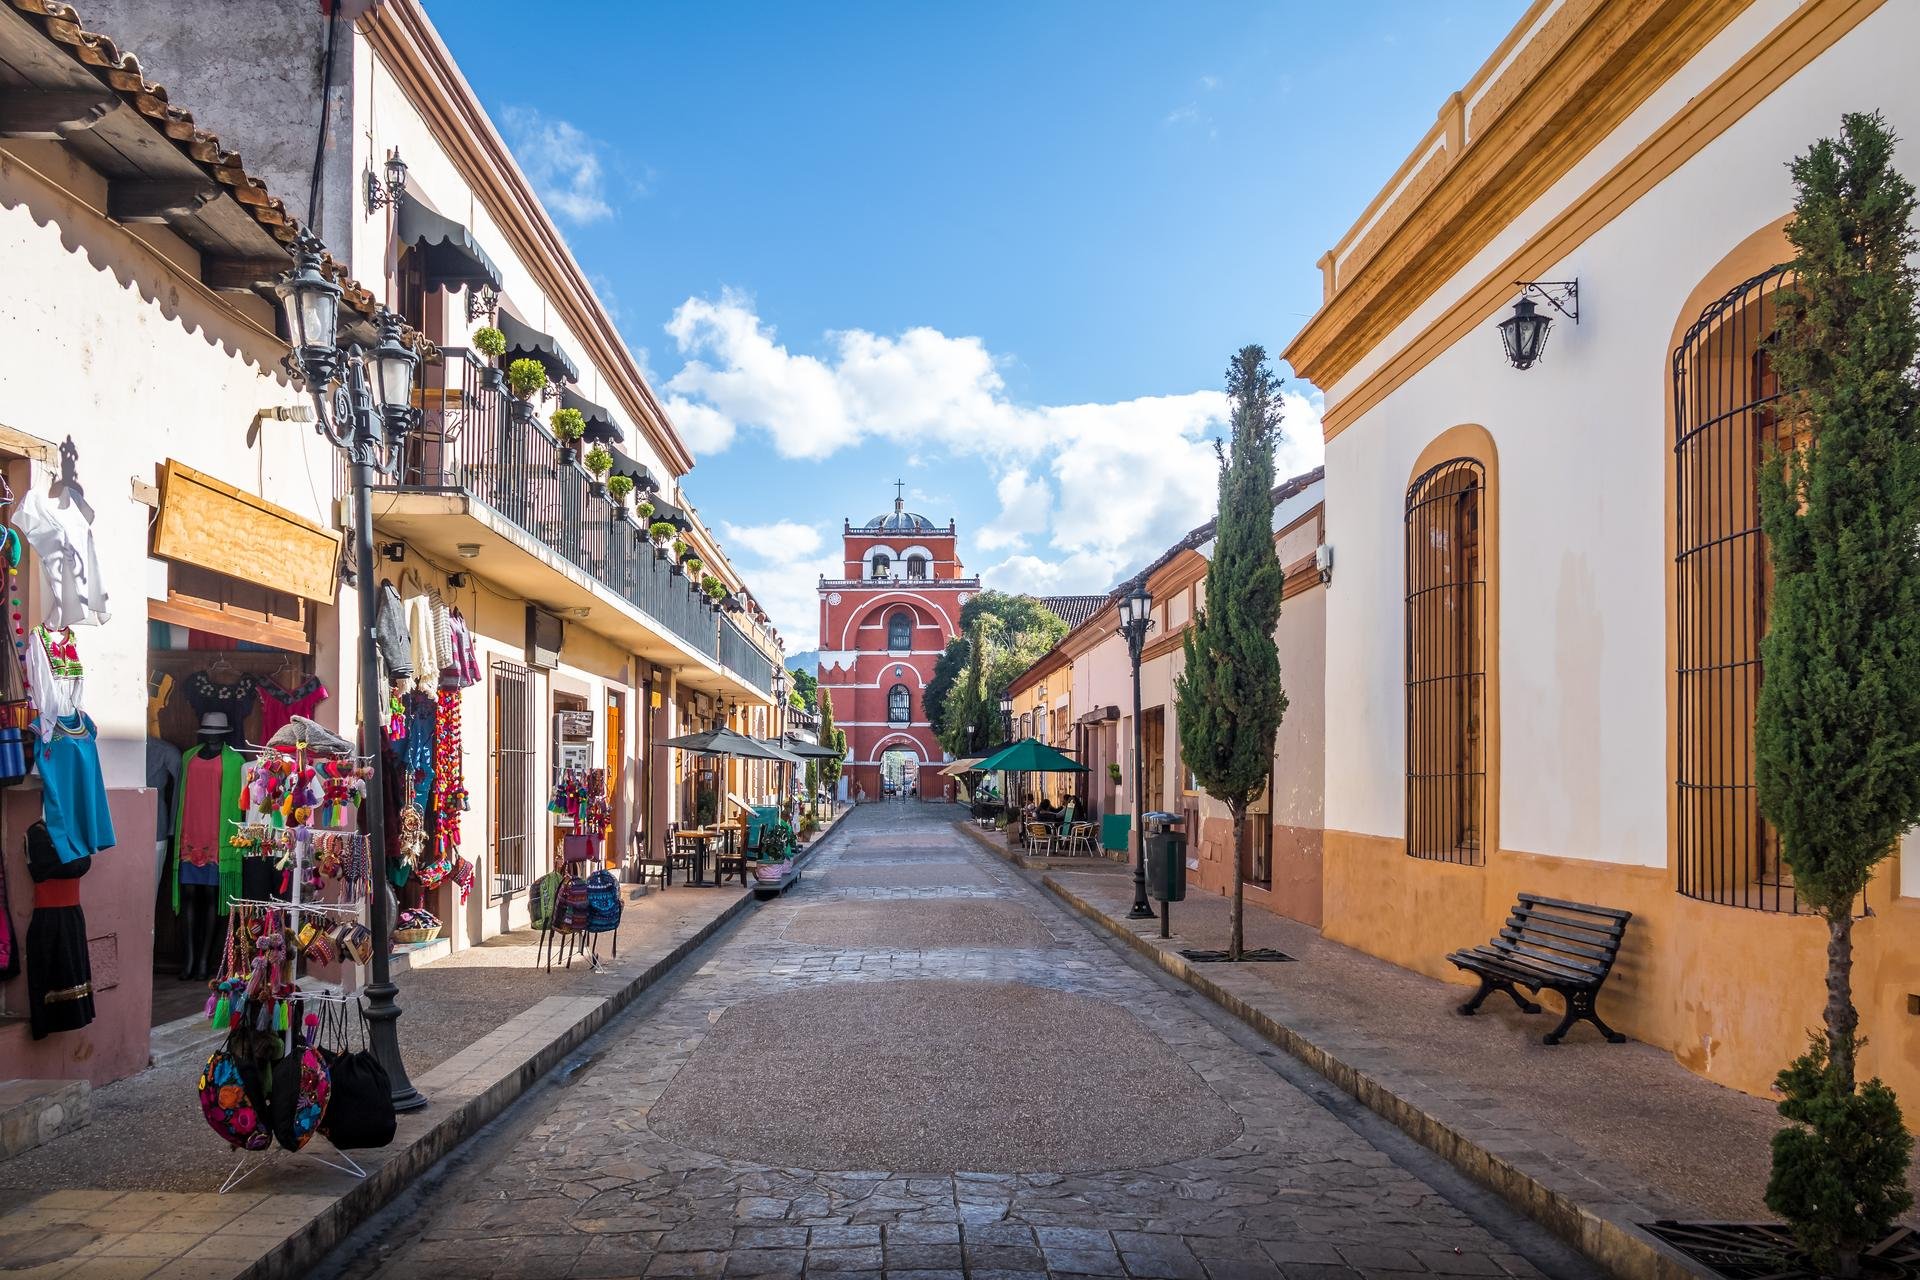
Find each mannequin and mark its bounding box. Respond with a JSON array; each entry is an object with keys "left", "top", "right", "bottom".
[{"left": 173, "top": 711, "right": 245, "bottom": 981}]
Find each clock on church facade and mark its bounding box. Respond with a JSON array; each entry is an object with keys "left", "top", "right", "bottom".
[{"left": 815, "top": 485, "right": 975, "bottom": 800}]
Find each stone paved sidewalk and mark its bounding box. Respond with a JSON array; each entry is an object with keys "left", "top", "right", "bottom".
[{"left": 0, "top": 813, "right": 847, "bottom": 1279}]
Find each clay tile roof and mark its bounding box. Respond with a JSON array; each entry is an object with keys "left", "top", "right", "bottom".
[
  {"left": 1037, "top": 595, "right": 1107, "bottom": 629},
  {"left": 6, "top": 0, "right": 377, "bottom": 316}
]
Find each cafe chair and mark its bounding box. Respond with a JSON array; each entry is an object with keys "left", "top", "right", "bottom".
[
  {"left": 1024, "top": 821, "right": 1056, "bottom": 857},
  {"left": 627, "top": 829, "right": 672, "bottom": 889},
  {"left": 1065, "top": 821, "right": 1096, "bottom": 857}
]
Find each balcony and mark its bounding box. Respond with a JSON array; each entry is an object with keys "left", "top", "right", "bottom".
[
  {"left": 818, "top": 575, "right": 982, "bottom": 590},
  {"left": 374, "top": 348, "right": 774, "bottom": 698}
]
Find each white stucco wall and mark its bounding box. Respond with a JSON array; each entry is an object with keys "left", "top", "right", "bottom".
[
  {"left": 0, "top": 141, "right": 340, "bottom": 790},
  {"left": 1322, "top": 1, "right": 1920, "bottom": 875}
]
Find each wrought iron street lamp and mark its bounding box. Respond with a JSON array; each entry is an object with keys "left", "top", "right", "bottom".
[
  {"left": 1497, "top": 280, "right": 1579, "bottom": 370},
  {"left": 1116, "top": 581, "right": 1156, "bottom": 919},
  {"left": 365, "top": 146, "right": 408, "bottom": 213},
  {"left": 276, "top": 228, "right": 426, "bottom": 1113},
  {"left": 998, "top": 691, "right": 1014, "bottom": 743}
]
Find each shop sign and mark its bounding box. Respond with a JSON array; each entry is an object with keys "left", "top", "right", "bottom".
[
  {"left": 556, "top": 709, "right": 595, "bottom": 739},
  {"left": 153, "top": 461, "right": 340, "bottom": 603}
]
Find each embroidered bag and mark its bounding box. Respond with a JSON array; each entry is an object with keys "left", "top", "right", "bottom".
[
  {"left": 528, "top": 870, "right": 562, "bottom": 931},
  {"left": 0, "top": 618, "right": 33, "bottom": 786},
  {"left": 551, "top": 875, "right": 591, "bottom": 935},
  {"left": 585, "top": 869, "right": 622, "bottom": 934}
]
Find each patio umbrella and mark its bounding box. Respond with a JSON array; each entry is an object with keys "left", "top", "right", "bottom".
[
  {"left": 972, "top": 738, "right": 1087, "bottom": 774},
  {"left": 657, "top": 727, "right": 769, "bottom": 757},
  {"left": 780, "top": 737, "right": 846, "bottom": 760},
  {"left": 940, "top": 757, "right": 985, "bottom": 777}
]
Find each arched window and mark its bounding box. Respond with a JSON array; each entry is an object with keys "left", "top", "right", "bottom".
[
  {"left": 888, "top": 684, "right": 911, "bottom": 723},
  {"left": 870, "top": 554, "right": 891, "bottom": 579},
  {"left": 906, "top": 555, "right": 928, "bottom": 580},
  {"left": 887, "top": 610, "right": 912, "bottom": 650},
  {"left": 1674, "top": 263, "right": 1804, "bottom": 911},
  {"left": 1405, "top": 457, "right": 1486, "bottom": 865}
]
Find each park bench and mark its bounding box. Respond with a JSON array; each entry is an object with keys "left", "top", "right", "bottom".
[{"left": 1446, "top": 893, "right": 1632, "bottom": 1045}]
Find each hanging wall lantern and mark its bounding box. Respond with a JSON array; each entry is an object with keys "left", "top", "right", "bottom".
[{"left": 1497, "top": 280, "right": 1578, "bottom": 371}]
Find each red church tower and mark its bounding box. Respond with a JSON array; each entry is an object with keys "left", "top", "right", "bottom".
[{"left": 818, "top": 484, "right": 976, "bottom": 800}]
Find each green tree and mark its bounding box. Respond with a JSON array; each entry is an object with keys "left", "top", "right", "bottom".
[
  {"left": 1174, "top": 345, "right": 1288, "bottom": 961},
  {"left": 942, "top": 622, "right": 992, "bottom": 761},
  {"left": 787, "top": 666, "right": 818, "bottom": 714},
  {"left": 816, "top": 686, "right": 848, "bottom": 800},
  {"left": 1754, "top": 111, "right": 1920, "bottom": 1271},
  {"left": 925, "top": 636, "right": 970, "bottom": 742}
]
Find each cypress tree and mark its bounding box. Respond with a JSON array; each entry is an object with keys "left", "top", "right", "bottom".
[
  {"left": 817, "top": 686, "right": 847, "bottom": 801},
  {"left": 1174, "top": 345, "right": 1288, "bottom": 960},
  {"left": 1754, "top": 111, "right": 1919, "bottom": 1271}
]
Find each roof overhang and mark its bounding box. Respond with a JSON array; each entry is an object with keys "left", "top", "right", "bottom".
[{"left": 397, "top": 191, "right": 503, "bottom": 294}]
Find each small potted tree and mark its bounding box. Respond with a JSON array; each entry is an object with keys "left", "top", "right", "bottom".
[
  {"left": 650, "top": 520, "right": 675, "bottom": 561},
  {"left": 550, "top": 406, "right": 586, "bottom": 467},
  {"left": 471, "top": 325, "right": 507, "bottom": 392},
  {"left": 683, "top": 551, "right": 704, "bottom": 577},
  {"left": 583, "top": 443, "right": 613, "bottom": 497},
  {"left": 506, "top": 357, "right": 546, "bottom": 423},
  {"left": 670, "top": 537, "right": 689, "bottom": 576},
  {"left": 606, "top": 472, "right": 634, "bottom": 522},
  {"left": 703, "top": 575, "right": 728, "bottom": 608}
]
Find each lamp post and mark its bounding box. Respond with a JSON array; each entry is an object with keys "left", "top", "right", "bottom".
[
  {"left": 275, "top": 229, "right": 427, "bottom": 1112},
  {"left": 1116, "top": 582, "right": 1155, "bottom": 919},
  {"left": 771, "top": 668, "right": 790, "bottom": 818}
]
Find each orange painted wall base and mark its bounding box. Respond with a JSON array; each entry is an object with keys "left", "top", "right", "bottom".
[
  {"left": 1185, "top": 814, "right": 1324, "bottom": 928},
  {"left": 1322, "top": 830, "right": 1920, "bottom": 1123}
]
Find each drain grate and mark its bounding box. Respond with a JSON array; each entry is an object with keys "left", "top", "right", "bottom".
[
  {"left": 1643, "top": 1221, "right": 1919, "bottom": 1278},
  {"left": 1179, "top": 947, "right": 1294, "bottom": 964}
]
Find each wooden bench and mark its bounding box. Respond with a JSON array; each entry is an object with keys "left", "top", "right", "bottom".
[{"left": 1446, "top": 893, "right": 1632, "bottom": 1045}]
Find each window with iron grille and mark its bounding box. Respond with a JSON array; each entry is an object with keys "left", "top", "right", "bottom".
[
  {"left": 887, "top": 610, "right": 912, "bottom": 650},
  {"left": 888, "top": 683, "right": 911, "bottom": 723},
  {"left": 1405, "top": 457, "right": 1487, "bottom": 864},
  {"left": 491, "top": 659, "right": 534, "bottom": 900},
  {"left": 1673, "top": 264, "right": 1805, "bottom": 911}
]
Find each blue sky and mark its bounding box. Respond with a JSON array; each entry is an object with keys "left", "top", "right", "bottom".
[{"left": 426, "top": 1, "right": 1528, "bottom": 651}]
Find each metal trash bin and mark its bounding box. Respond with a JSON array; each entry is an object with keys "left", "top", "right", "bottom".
[{"left": 1144, "top": 811, "right": 1187, "bottom": 902}]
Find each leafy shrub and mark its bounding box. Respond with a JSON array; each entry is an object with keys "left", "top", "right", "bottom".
[{"left": 506, "top": 357, "right": 547, "bottom": 399}]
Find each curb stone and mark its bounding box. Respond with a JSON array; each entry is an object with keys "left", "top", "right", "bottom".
[
  {"left": 1036, "top": 870, "right": 1707, "bottom": 1280},
  {"left": 230, "top": 827, "right": 841, "bottom": 1280}
]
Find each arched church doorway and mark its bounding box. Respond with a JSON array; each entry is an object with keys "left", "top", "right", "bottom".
[{"left": 880, "top": 746, "right": 920, "bottom": 799}]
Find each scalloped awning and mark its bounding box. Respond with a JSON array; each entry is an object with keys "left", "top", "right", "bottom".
[
  {"left": 498, "top": 311, "right": 578, "bottom": 384},
  {"left": 397, "top": 192, "right": 503, "bottom": 294}
]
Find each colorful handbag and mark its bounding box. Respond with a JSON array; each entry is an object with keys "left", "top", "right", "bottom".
[
  {"left": 585, "top": 870, "right": 622, "bottom": 935},
  {"left": 551, "top": 876, "right": 591, "bottom": 935}
]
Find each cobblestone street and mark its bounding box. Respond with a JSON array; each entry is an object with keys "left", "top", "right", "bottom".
[{"left": 321, "top": 804, "right": 1594, "bottom": 1280}]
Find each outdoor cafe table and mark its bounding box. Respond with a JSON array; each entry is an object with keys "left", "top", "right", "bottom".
[{"left": 676, "top": 823, "right": 744, "bottom": 886}]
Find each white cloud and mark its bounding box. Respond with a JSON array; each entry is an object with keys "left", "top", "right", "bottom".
[
  {"left": 501, "top": 106, "right": 615, "bottom": 224},
  {"left": 975, "top": 468, "right": 1052, "bottom": 551},
  {"left": 716, "top": 520, "right": 839, "bottom": 652},
  {"left": 1198, "top": 74, "right": 1221, "bottom": 91},
  {"left": 665, "top": 295, "right": 1326, "bottom": 606},
  {"left": 1164, "top": 104, "right": 1201, "bottom": 126}
]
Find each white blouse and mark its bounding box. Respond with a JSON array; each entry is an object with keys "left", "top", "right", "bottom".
[{"left": 15, "top": 490, "right": 108, "bottom": 629}]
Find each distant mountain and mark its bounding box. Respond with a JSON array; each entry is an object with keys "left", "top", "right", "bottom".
[{"left": 784, "top": 650, "right": 820, "bottom": 674}]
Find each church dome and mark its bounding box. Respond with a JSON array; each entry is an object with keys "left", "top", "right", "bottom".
[{"left": 863, "top": 509, "right": 936, "bottom": 532}]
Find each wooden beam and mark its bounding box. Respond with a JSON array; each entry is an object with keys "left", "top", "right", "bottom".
[
  {"left": 0, "top": 88, "right": 116, "bottom": 139},
  {"left": 107, "top": 178, "right": 216, "bottom": 224},
  {"left": 200, "top": 256, "right": 286, "bottom": 293}
]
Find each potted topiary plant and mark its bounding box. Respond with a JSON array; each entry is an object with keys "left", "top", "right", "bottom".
[
  {"left": 506, "top": 356, "right": 547, "bottom": 406},
  {"left": 634, "top": 498, "right": 655, "bottom": 523},
  {"left": 550, "top": 406, "right": 586, "bottom": 467},
  {"left": 670, "top": 538, "right": 688, "bottom": 575},
  {"left": 583, "top": 443, "right": 612, "bottom": 496},
  {"left": 649, "top": 520, "right": 675, "bottom": 560},
  {"left": 606, "top": 472, "right": 634, "bottom": 520},
  {"left": 683, "top": 553, "right": 704, "bottom": 576},
  {"left": 471, "top": 325, "right": 508, "bottom": 391},
  {"left": 703, "top": 576, "right": 728, "bottom": 604},
  {"left": 1108, "top": 761, "right": 1123, "bottom": 788}
]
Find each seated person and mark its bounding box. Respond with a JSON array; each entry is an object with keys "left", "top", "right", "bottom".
[{"left": 1035, "top": 798, "right": 1061, "bottom": 823}]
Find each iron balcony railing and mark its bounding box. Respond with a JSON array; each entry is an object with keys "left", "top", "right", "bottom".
[{"left": 386, "top": 348, "right": 773, "bottom": 696}]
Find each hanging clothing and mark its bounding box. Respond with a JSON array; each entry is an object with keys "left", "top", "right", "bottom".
[
  {"left": 406, "top": 596, "right": 434, "bottom": 696},
  {"left": 429, "top": 590, "right": 454, "bottom": 675},
  {"left": 25, "top": 820, "right": 92, "bottom": 1039},
  {"left": 36, "top": 713, "right": 114, "bottom": 865},
  {"left": 374, "top": 582, "right": 412, "bottom": 685},
  {"left": 401, "top": 692, "right": 436, "bottom": 814},
  {"left": 176, "top": 751, "right": 225, "bottom": 887},
  {"left": 185, "top": 670, "right": 258, "bottom": 725},
  {"left": 14, "top": 489, "right": 108, "bottom": 629},
  {"left": 25, "top": 626, "right": 83, "bottom": 743},
  {"left": 147, "top": 738, "right": 183, "bottom": 877},
  {"left": 0, "top": 617, "right": 32, "bottom": 785},
  {"left": 172, "top": 742, "right": 245, "bottom": 912},
  {"left": 258, "top": 675, "right": 328, "bottom": 740},
  {"left": 446, "top": 609, "right": 481, "bottom": 690}
]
